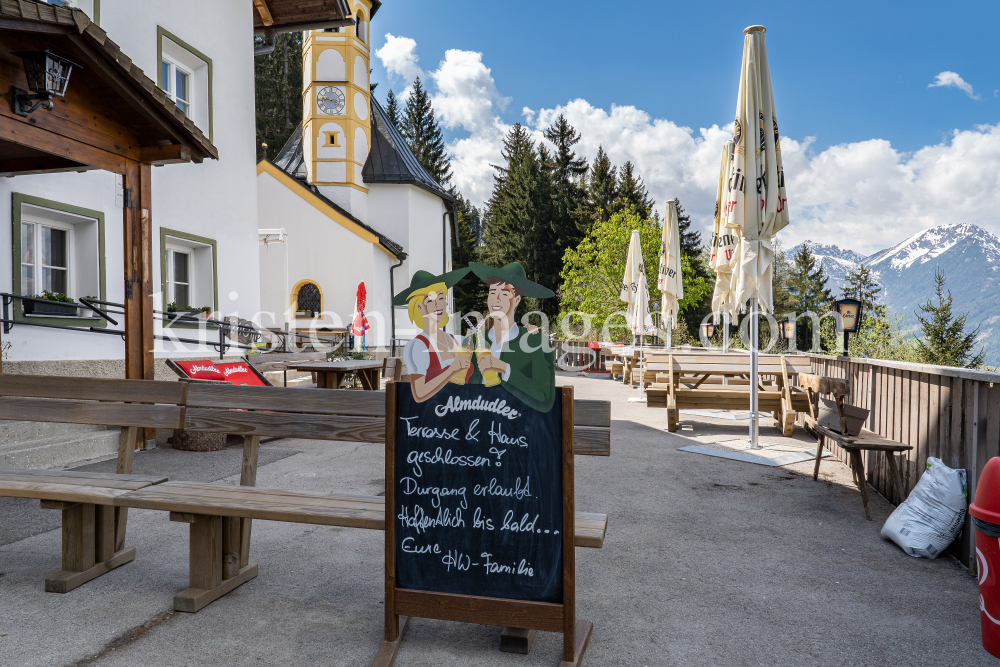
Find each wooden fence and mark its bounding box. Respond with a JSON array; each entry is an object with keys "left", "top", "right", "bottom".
[{"left": 803, "top": 353, "right": 1000, "bottom": 569}]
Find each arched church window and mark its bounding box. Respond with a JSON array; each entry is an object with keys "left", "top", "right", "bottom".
[
  {"left": 356, "top": 13, "right": 368, "bottom": 43},
  {"left": 296, "top": 282, "right": 322, "bottom": 316}
]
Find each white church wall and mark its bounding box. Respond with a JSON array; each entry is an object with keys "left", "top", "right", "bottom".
[{"left": 257, "top": 171, "right": 393, "bottom": 345}]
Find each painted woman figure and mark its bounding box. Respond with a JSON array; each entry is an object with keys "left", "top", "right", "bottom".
[{"left": 394, "top": 268, "right": 472, "bottom": 403}]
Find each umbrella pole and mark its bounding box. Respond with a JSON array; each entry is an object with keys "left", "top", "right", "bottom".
[
  {"left": 749, "top": 298, "right": 760, "bottom": 449},
  {"left": 723, "top": 313, "right": 730, "bottom": 354}
]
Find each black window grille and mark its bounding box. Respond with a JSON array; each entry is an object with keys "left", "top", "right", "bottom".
[{"left": 297, "top": 283, "right": 321, "bottom": 314}]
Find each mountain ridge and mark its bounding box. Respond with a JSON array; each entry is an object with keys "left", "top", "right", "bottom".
[{"left": 788, "top": 223, "right": 1000, "bottom": 365}]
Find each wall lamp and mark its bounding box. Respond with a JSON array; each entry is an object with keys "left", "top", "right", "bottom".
[{"left": 11, "top": 50, "right": 79, "bottom": 117}]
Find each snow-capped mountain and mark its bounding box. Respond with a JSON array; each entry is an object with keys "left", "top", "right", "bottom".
[
  {"left": 788, "top": 240, "right": 865, "bottom": 294},
  {"left": 789, "top": 224, "right": 1000, "bottom": 364}
]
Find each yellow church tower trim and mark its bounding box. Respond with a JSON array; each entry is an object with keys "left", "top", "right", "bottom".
[{"left": 302, "top": 1, "right": 373, "bottom": 219}]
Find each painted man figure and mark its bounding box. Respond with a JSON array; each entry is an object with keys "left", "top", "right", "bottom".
[{"left": 465, "top": 262, "right": 556, "bottom": 413}]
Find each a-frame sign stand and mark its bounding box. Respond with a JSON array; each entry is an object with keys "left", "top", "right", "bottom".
[{"left": 373, "top": 383, "right": 592, "bottom": 666}]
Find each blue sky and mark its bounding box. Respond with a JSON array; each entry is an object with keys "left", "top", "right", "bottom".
[{"left": 368, "top": 1, "right": 1000, "bottom": 253}]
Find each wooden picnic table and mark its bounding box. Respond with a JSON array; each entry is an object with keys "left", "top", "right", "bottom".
[{"left": 287, "top": 360, "right": 383, "bottom": 390}]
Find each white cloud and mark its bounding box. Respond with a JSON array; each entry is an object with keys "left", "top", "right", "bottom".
[
  {"left": 378, "top": 38, "right": 1000, "bottom": 256},
  {"left": 374, "top": 33, "right": 424, "bottom": 94},
  {"left": 928, "top": 71, "right": 980, "bottom": 100}
]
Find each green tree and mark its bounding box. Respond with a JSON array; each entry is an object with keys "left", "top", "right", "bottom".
[
  {"left": 675, "top": 200, "right": 702, "bottom": 259},
  {"left": 583, "top": 145, "right": 618, "bottom": 229},
  {"left": 615, "top": 161, "right": 653, "bottom": 219},
  {"left": 386, "top": 88, "right": 401, "bottom": 128},
  {"left": 482, "top": 124, "right": 556, "bottom": 318},
  {"left": 254, "top": 33, "right": 303, "bottom": 162},
  {"left": 399, "top": 77, "right": 451, "bottom": 186},
  {"left": 842, "top": 264, "right": 882, "bottom": 312},
  {"left": 915, "top": 268, "right": 986, "bottom": 368},
  {"left": 785, "top": 244, "right": 833, "bottom": 351},
  {"left": 451, "top": 193, "right": 486, "bottom": 325},
  {"left": 559, "top": 208, "right": 709, "bottom": 343},
  {"left": 848, "top": 305, "right": 918, "bottom": 362}
]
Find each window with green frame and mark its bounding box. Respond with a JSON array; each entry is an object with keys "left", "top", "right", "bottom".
[
  {"left": 10, "top": 193, "right": 107, "bottom": 327},
  {"left": 159, "top": 228, "right": 218, "bottom": 328}
]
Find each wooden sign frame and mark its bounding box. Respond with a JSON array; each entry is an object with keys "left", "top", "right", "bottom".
[{"left": 375, "top": 382, "right": 591, "bottom": 667}]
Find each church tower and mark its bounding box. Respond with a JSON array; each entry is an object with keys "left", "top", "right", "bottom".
[{"left": 301, "top": 1, "right": 374, "bottom": 222}]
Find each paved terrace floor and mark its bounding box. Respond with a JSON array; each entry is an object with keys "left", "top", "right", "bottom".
[{"left": 0, "top": 374, "right": 989, "bottom": 666}]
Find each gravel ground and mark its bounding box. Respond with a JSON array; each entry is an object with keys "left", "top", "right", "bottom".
[{"left": 0, "top": 374, "right": 990, "bottom": 666}]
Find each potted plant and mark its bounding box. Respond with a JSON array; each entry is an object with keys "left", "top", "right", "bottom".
[
  {"left": 198, "top": 306, "right": 213, "bottom": 320},
  {"left": 296, "top": 309, "right": 314, "bottom": 318},
  {"left": 23, "top": 291, "right": 79, "bottom": 316},
  {"left": 166, "top": 302, "right": 200, "bottom": 323}
]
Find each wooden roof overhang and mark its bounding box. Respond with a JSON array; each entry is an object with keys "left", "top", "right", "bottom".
[
  {"left": 0, "top": 2, "right": 217, "bottom": 178},
  {"left": 252, "top": 0, "right": 381, "bottom": 35}
]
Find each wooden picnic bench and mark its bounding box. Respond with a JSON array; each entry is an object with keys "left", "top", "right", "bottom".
[
  {"left": 0, "top": 468, "right": 167, "bottom": 592},
  {"left": 645, "top": 354, "right": 812, "bottom": 436},
  {"left": 0, "top": 374, "right": 610, "bottom": 615},
  {"left": 799, "top": 373, "right": 913, "bottom": 520},
  {"left": 0, "top": 374, "right": 188, "bottom": 592}
]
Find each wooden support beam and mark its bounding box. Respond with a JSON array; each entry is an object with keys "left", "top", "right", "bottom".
[
  {"left": 140, "top": 144, "right": 192, "bottom": 165},
  {"left": 254, "top": 0, "right": 275, "bottom": 26},
  {"left": 0, "top": 155, "right": 92, "bottom": 177},
  {"left": 0, "top": 113, "right": 129, "bottom": 173}
]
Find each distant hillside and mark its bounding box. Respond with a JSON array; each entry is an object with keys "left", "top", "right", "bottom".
[{"left": 789, "top": 224, "right": 1000, "bottom": 365}]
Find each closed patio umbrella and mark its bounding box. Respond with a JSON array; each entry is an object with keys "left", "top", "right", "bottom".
[
  {"left": 620, "top": 229, "right": 649, "bottom": 345},
  {"left": 726, "top": 25, "right": 790, "bottom": 447},
  {"left": 657, "top": 200, "right": 683, "bottom": 348},
  {"left": 711, "top": 141, "right": 739, "bottom": 326}
]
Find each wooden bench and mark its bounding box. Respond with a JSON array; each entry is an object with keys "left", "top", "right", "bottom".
[
  {"left": 130, "top": 382, "right": 611, "bottom": 611},
  {"left": 116, "top": 482, "right": 608, "bottom": 612},
  {"left": 0, "top": 375, "right": 611, "bottom": 613},
  {"left": 0, "top": 374, "right": 187, "bottom": 591},
  {"left": 799, "top": 373, "right": 913, "bottom": 521},
  {"left": 645, "top": 354, "right": 811, "bottom": 436}
]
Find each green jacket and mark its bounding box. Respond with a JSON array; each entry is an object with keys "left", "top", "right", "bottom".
[{"left": 466, "top": 327, "right": 556, "bottom": 413}]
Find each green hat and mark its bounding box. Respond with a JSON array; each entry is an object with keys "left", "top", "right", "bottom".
[
  {"left": 469, "top": 262, "right": 554, "bottom": 298},
  {"left": 392, "top": 267, "right": 470, "bottom": 306}
]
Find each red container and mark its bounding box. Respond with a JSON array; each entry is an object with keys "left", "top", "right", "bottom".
[{"left": 970, "top": 457, "right": 1000, "bottom": 658}]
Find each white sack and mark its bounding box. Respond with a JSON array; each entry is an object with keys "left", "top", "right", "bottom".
[{"left": 881, "top": 457, "right": 968, "bottom": 559}]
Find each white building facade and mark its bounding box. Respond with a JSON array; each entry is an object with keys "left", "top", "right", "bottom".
[{"left": 0, "top": 0, "right": 260, "bottom": 365}]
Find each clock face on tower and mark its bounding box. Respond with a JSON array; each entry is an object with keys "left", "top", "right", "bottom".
[{"left": 317, "top": 86, "right": 346, "bottom": 115}]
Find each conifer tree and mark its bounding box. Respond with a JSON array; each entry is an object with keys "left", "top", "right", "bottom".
[
  {"left": 451, "top": 193, "right": 486, "bottom": 324},
  {"left": 399, "top": 77, "right": 451, "bottom": 186},
  {"left": 674, "top": 200, "right": 702, "bottom": 258},
  {"left": 785, "top": 244, "right": 833, "bottom": 351},
  {"left": 841, "top": 264, "right": 882, "bottom": 312},
  {"left": 541, "top": 114, "right": 588, "bottom": 275},
  {"left": 584, "top": 146, "right": 618, "bottom": 228},
  {"left": 482, "top": 124, "right": 556, "bottom": 317},
  {"left": 915, "top": 268, "right": 986, "bottom": 368},
  {"left": 254, "top": 33, "right": 303, "bottom": 161},
  {"left": 615, "top": 161, "right": 654, "bottom": 218},
  {"left": 386, "top": 89, "right": 401, "bottom": 128}
]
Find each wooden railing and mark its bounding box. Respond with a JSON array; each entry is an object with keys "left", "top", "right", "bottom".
[{"left": 803, "top": 352, "right": 1000, "bottom": 569}]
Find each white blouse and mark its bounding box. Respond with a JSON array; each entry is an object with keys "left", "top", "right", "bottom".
[{"left": 403, "top": 333, "right": 461, "bottom": 377}]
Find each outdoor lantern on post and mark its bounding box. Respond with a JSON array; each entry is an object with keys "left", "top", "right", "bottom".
[
  {"left": 834, "top": 298, "right": 862, "bottom": 355},
  {"left": 780, "top": 318, "right": 796, "bottom": 351},
  {"left": 701, "top": 322, "right": 716, "bottom": 341},
  {"left": 10, "top": 50, "right": 79, "bottom": 117}
]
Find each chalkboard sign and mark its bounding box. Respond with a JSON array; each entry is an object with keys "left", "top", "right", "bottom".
[{"left": 393, "top": 383, "right": 564, "bottom": 602}]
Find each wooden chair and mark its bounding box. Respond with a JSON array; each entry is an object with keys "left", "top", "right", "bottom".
[
  {"left": 799, "top": 373, "right": 913, "bottom": 520},
  {"left": 382, "top": 357, "right": 403, "bottom": 383}
]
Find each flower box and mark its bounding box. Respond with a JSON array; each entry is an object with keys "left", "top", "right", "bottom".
[{"left": 23, "top": 300, "right": 79, "bottom": 316}]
